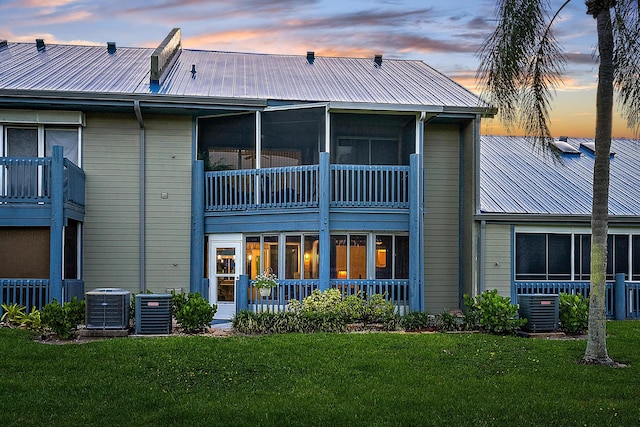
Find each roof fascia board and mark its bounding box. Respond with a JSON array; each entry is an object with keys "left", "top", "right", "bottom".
[
  {"left": 264, "top": 102, "right": 329, "bottom": 112},
  {"left": 0, "top": 91, "right": 267, "bottom": 109},
  {"left": 477, "top": 213, "right": 640, "bottom": 224},
  {"left": 328, "top": 102, "right": 444, "bottom": 113}
]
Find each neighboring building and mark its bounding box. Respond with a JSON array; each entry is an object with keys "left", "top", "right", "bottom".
[
  {"left": 478, "top": 135, "right": 640, "bottom": 318},
  {"left": 0, "top": 29, "right": 492, "bottom": 318}
]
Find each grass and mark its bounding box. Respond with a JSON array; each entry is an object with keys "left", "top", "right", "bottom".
[{"left": 2, "top": 322, "right": 640, "bottom": 426}]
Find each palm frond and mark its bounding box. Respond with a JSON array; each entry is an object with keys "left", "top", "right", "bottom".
[
  {"left": 612, "top": 0, "right": 640, "bottom": 133},
  {"left": 477, "top": 0, "right": 567, "bottom": 146}
]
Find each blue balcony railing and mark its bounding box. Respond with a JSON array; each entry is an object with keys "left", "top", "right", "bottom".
[
  {"left": 204, "top": 163, "right": 410, "bottom": 212},
  {"left": 0, "top": 156, "right": 85, "bottom": 208}
]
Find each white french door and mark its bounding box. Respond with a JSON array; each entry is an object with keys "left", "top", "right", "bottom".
[{"left": 208, "top": 235, "right": 242, "bottom": 320}]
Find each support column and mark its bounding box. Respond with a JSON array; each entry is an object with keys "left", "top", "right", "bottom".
[
  {"left": 49, "top": 146, "right": 64, "bottom": 303},
  {"left": 319, "top": 152, "right": 330, "bottom": 290},
  {"left": 190, "top": 160, "right": 205, "bottom": 294},
  {"left": 409, "top": 154, "right": 421, "bottom": 311},
  {"left": 614, "top": 273, "right": 626, "bottom": 320}
]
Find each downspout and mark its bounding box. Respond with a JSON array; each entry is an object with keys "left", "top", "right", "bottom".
[
  {"left": 474, "top": 114, "right": 483, "bottom": 296},
  {"left": 134, "top": 100, "right": 146, "bottom": 293},
  {"left": 417, "top": 111, "right": 427, "bottom": 311}
]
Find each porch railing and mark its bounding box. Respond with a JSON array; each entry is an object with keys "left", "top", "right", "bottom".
[
  {"left": 0, "top": 279, "right": 50, "bottom": 313},
  {"left": 204, "top": 163, "right": 410, "bottom": 211},
  {"left": 0, "top": 157, "right": 51, "bottom": 202},
  {"left": 514, "top": 281, "right": 615, "bottom": 318},
  {"left": 244, "top": 278, "right": 409, "bottom": 314},
  {"left": 0, "top": 279, "right": 85, "bottom": 314},
  {"left": 0, "top": 157, "right": 85, "bottom": 207},
  {"left": 64, "top": 159, "right": 85, "bottom": 206},
  {"left": 330, "top": 165, "right": 410, "bottom": 208}
]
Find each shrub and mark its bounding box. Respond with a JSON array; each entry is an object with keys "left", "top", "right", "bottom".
[
  {"left": 464, "top": 290, "right": 526, "bottom": 335},
  {"left": 438, "top": 310, "right": 463, "bottom": 332},
  {"left": 559, "top": 292, "right": 589, "bottom": 334},
  {"left": 1, "top": 303, "right": 26, "bottom": 326},
  {"left": 41, "top": 297, "right": 85, "bottom": 339},
  {"left": 173, "top": 292, "right": 217, "bottom": 333},
  {"left": 399, "top": 311, "right": 433, "bottom": 331}
]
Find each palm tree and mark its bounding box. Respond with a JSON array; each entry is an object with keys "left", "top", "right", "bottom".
[{"left": 477, "top": 0, "right": 640, "bottom": 365}]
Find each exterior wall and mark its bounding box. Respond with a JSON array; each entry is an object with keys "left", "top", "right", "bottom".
[
  {"left": 423, "top": 123, "right": 460, "bottom": 312},
  {"left": 144, "top": 115, "right": 192, "bottom": 293},
  {"left": 83, "top": 113, "right": 192, "bottom": 294},
  {"left": 460, "top": 119, "right": 478, "bottom": 300},
  {"left": 483, "top": 223, "right": 512, "bottom": 297},
  {"left": 83, "top": 113, "right": 141, "bottom": 292}
]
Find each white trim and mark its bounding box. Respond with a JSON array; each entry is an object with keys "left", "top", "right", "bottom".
[{"left": 0, "top": 109, "right": 85, "bottom": 126}]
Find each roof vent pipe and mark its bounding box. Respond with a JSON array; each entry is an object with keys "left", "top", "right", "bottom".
[
  {"left": 36, "top": 39, "right": 45, "bottom": 51},
  {"left": 307, "top": 51, "right": 315, "bottom": 64},
  {"left": 191, "top": 64, "right": 197, "bottom": 78},
  {"left": 374, "top": 54, "right": 382, "bottom": 67},
  {"left": 107, "top": 41, "right": 116, "bottom": 54}
]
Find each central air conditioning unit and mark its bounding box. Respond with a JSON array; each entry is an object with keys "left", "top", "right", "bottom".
[
  {"left": 85, "top": 288, "right": 131, "bottom": 330},
  {"left": 518, "top": 294, "right": 559, "bottom": 333},
  {"left": 135, "top": 294, "right": 172, "bottom": 335}
]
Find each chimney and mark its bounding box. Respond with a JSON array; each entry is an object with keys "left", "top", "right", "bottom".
[
  {"left": 36, "top": 39, "right": 45, "bottom": 51},
  {"left": 374, "top": 54, "right": 382, "bottom": 67},
  {"left": 107, "top": 41, "right": 116, "bottom": 54},
  {"left": 150, "top": 28, "right": 182, "bottom": 87},
  {"left": 307, "top": 51, "right": 315, "bottom": 64}
]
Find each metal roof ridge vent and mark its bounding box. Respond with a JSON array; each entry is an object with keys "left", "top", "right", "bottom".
[
  {"left": 307, "top": 51, "right": 315, "bottom": 64},
  {"left": 579, "top": 140, "right": 615, "bottom": 158},
  {"left": 374, "top": 54, "right": 382, "bottom": 67},
  {"left": 107, "top": 41, "right": 116, "bottom": 54},
  {"left": 552, "top": 138, "right": 580, "bottom": 155},
  {"left": 150, "top": 28, "right": 182, "bottom": 87},
  {"left": 36, "top": 39, "right": 45, "bottom": 51},
  {"left": 0, "top": 40, "right": 7, "bottom": 49}
]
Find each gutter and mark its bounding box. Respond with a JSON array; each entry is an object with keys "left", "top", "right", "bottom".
[{"left": 134, "top": 100, "right": 146, "bottom": 293}]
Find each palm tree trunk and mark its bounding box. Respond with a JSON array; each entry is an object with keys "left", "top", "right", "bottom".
[{"left": 583, "top": 2, "right": 615, "bottom": 365}]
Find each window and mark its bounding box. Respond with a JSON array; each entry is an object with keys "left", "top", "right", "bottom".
[
  {"left": 517, "top": 231, "right": 638, "bottom": 281},
  {"left": 245, "top": 234, "right": 319, "bottom": 280},
  {"left": 331, "top": 113, "right": 415, "bottom": 165},
  {"left": 375, "top": 234, "right": 409, "bottom": 279}
]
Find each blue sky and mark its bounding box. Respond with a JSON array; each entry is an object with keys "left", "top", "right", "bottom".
[{"left": 1, "top": 0, "right": 634, "bottom": 137}]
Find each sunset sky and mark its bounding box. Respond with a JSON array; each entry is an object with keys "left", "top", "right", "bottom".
[{"left": 1, "top": 0, "right": 636, "bottom": 138}]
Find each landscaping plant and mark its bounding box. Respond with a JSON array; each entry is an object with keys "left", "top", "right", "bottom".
[
  {"left": 463, "top": 290, "right": 526, "bottom": 335},
  {"left": 172, "top": 292, "right": 217, "bottom": 333},
  {"left": 558, "top": 292, "right": 589, "bottom": 335},
  {"left": 41, "top": 297, "right": 85, "bottom": 339},
  {"left": 1, "top": 302, "right": 26, "bottom": 326}
]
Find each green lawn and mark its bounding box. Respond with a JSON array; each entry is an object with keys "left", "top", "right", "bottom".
[{"left": 2, "top": 322, "right": 639, "bottom": 426}]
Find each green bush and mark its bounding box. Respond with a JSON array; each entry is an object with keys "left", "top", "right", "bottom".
[
  {"left": 439, "top": 310, "right": 463, "bottom": 332},
  {"left": 41, "top": 297, "right": 85, "bottom": 339},
  {"left": 398, "top": 311, "right": 432, "bottom": 331},
  {"left": 558, "top": 292, "right": 589, "bottom": 334},
  {"left": 173, "top": 292, "right": 217, "bottom": 334},
  {"left": 1, "top": 303, "right": 26, "bottom": 326},
  {"left": 233, "top": 289, "right": 398, "bottom": 334},
  {"left": 464, "top": 290, "right": 526, "bottom": 335}
]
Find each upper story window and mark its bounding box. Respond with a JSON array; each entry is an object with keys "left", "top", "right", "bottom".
[
  {"left": 331, "top": 113, "right": 415, "bottom": 166},
  {"left": 198, "top": 107, "right": 325, "bottom": 170},
  {"left": 2, "top": 125, "right": 80, "bottom": 166}
]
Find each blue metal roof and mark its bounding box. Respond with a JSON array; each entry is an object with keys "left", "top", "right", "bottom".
[
  {"left": 0, "top": 41, "right": 485, "bottom": 111},
  {"left": 480, "top": 135, "right": 640, "bottom": 217}
]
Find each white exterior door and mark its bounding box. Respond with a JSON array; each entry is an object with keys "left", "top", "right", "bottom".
[{"left": 209, "top": 235, "right": 242, "bottom": 320}]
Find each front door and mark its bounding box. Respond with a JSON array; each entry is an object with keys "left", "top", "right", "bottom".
[{"left": 209, "top": 236, "right": 242, "bottom": 320}]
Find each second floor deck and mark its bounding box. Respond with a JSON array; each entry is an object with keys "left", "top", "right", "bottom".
[{"left": 0, "top": 148, "right": 85, "bottom": 224}]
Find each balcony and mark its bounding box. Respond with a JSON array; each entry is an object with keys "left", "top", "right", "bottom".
[
  {"left": 204, "top": 163, "right": 411, "bottom": 212},
  {"left": 0, "top": 152, "right": 85, "bottom": 223}
]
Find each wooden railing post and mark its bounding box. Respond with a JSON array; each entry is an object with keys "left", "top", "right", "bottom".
[
  {"left": 319, "top": 153, "right": 330, "bottom": 291},
  {"left": 49, "top": 146, "right": 64, "bottom": 303},
  {"left": 191, "top": 160, "right": 205, "bottom": 294},
  {"left": 237, "top": 275, "right": 249, "bottom": 311},
  {"left": 614, "top": 273, "right": 626, "bottom": 320}
]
